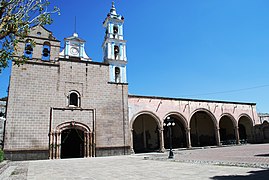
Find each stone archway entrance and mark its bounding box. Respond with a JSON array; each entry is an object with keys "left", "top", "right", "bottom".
[
  {"left": 49, "top": 121, "right": 92, "bottom": 159},
  {"left": 61, "top": 128, "right": 84, "bottom": 159},
  {"left": 132, "top": 114, "right": 160, "bottom": 153},
  {"left": 163, "top": 115, "right": 187, "bottom": 149},
  {"left": 190, "top": 111, "right": 217, "bottom": 147}
]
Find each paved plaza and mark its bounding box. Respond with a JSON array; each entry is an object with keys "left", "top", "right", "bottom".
[{"left": 1, "top": 144, "right": 269, "bottom": 179}]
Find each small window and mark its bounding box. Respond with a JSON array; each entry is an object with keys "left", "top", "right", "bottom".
[
  {"left": 37, "top": 32, "right": 41, "bottom": 36},
  {"left": 24, "top": 39, "right": 33, "bottom": 59},
  {"left": 68, "top": 91, "right": 80, "bottom": 107},
  {"left": 115, "top": 67, "right": 120, "bottom": 83},
  {"left": 42, "top": 42, "right": 50, "bottom": 61}
]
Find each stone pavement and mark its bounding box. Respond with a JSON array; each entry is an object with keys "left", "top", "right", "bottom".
[{"left": 0, "top": 144, "right": 269, "bottom": 180}]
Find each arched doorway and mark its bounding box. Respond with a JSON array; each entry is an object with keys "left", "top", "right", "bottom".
[
  {"left": 61, "top": 128, "right": 84, "bottom": 159},
  {"left": 238, "top": 115, "right": 253, "bottom": 143},
  {"left": 49, "top": 121, "right": 92, "bottom": 159},
  {"left": 219, "top": 115, "right": 236, "bottom": 145},
  {"left": 163, "top": 115, "right": 187, "bottom": 149},
  {"left": 132, "top": 114, "right": 160, "bottom": 153},
  {"left": 190, "top": 111, "right": 217, "bottom": 147}
]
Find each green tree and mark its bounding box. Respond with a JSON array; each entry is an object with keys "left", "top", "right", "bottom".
[{"left": 0, "top": 0, "right": 60, "bottom": 73}]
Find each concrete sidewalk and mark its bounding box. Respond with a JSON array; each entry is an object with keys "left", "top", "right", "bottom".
[{"left": 0, "top": 144, "right": 269, "bottom": 180}]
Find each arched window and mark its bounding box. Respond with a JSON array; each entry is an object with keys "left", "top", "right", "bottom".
[
  {"left": 113, "top": 25, "right": 118, "bottom": 34},
  {"left": 42, "top": 42, "right": 51, "bottom": 61},
  {"left": 115, "top": 67, "right": 120, "bottom": 83},
  {"left": 114, "top": 45, "right": 119, "bottom": 59},
  {"left": 68, "top": 91, "right": 80, "bottom": 107},
  {"left": 24, "top": 39, "right": 33, "bottom": 59}
]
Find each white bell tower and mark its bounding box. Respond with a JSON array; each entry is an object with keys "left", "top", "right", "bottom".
[{"left": 102, "top": 2, "right": 127, "bottom": 83}]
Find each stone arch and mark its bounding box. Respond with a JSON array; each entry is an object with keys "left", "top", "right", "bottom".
[
  {"left": 219, "top": 114, "right": 237, "bottom": 145},
  {"left": 130, "top": 111, "right": 162, "bottom": 129},
  {"left": 163, "top": 112, "right": 188, "bottom": 149},
  {"left": 238, "top": 114, "right": 254, "bottom": 143},
  {"left": 190, "top": 108, "right": 219, "bottom": 147},
  {"left": 49, "top": 121, "right": 92, "bottom": 159},
  {"left": 190, "top": 108, "right": 218, "bottom": 128},
  {"left": 130, "top": 111, "right": 161, "bottom": 153}
]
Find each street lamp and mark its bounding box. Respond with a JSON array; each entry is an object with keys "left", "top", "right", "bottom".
[{"left": 163, "top": 116, "right": 175, "bottom": 158}]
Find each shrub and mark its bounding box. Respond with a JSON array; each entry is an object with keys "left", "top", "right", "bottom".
[{"left": 0, "top": 150, "right": 4, "bottom": 162}]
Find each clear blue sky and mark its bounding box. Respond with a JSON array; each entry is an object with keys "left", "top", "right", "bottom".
[{"left": 1, "top": 0, "right": 269, "bottom": 113}]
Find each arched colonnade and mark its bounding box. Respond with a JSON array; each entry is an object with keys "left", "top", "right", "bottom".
[{"left": 130, "top": 110, "right": 254, "bottom": 153}]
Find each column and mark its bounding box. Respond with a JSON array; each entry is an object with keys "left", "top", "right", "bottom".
[
  {"left": 56, "top": 131, "right": 61, "bottom": 159},
  {"left": 235, "top": 126, "right": 240, "bottom": 144},
  {"left": 130, "top": 129, "right": 134, "bottom": 154},
  {"left": 49, "top": 132, "right": 53, "bottom": 159},
  {"left": 215, "top": 127, "right": 221, "bottom": 146},
  {"left": 84, "top": 132, "right": 87, "bottom": 158},
  {"left": 159, "top": 128, "right": 165, "bottom": 152},
  {"left": 186, "top": 128, "right": 192, "bottom": 148},
  {"left": 89, "top": 133, "right": 92, "bottom": 157}
]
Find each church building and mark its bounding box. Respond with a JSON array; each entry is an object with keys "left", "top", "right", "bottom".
[{"left": 3, "top": 3, "right": 266, "bottom": 160}]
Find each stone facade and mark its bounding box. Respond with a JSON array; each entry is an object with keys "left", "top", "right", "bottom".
[{"left": 4, "top": 25, "right": 129, "bottom": 160}]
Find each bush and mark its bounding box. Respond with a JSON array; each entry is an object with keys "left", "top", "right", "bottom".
[{"left": 0, "top": 150, "right": 4, "bottom": 162}]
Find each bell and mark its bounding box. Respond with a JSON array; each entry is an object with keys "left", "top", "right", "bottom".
[
  {"left": 43, "top": 48, "right": 50, "bottom": 57},
  {"left": 114, "top": 46, "right": 119, "bottom": 54},
  {"left": 25, "top": 44, "right": 33, "bottom": 54},
  {"left": 113, "top": 27, "right": 118, "bottom": 34}
]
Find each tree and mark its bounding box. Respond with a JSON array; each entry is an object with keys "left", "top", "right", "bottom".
[{"left": 0, "top": 0, "right": 60, "bottom": 73}]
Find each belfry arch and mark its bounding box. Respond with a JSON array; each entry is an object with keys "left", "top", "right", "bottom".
[
  {"left": 238, "top": 115, "right": 254, "bottom": 143},
  {"left": 190, "top": 110, "right": 219, "bottom": 147},
  {"left": 49, "top": 121, "right": 92, "bottom": 159},
  {"left": 163, "top": 113, "right": 188, "bottom": 149},
  {"left": 131, "top": 112, "right": 162, "bottom": 153}
]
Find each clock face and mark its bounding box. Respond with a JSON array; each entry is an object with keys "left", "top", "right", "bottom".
[{"left": 70, "top": 47, "right": 79, "bottom": 55}]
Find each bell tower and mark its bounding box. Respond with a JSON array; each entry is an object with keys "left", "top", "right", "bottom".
[{"left": 102, "top": 2, "right": 127, "bottom": 83}]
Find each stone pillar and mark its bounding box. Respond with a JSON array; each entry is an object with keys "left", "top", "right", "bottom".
[
  {"left": 56, "top": 131, "right": 60, "bottom": 159},
  {"left": 89, "top": 133, "right": 92, "bottom": 157},
  {"left": 216, "top": 128, "right": 221, "bottom": 146},
  {"left": 49, "top": 132, "right": 53, "bottom": 159},
  {"left": 186, "top": 128, "right": 192, "bottom": 148},
  {"left": 87, "top": 132, "right": 90, "bottom": 157},
  {"left": 130, "top": 129, "right": 134, "bottom": 154},
  {"left": 52, "top": 131, "right": 56, "bottom": 159},
  {"left": 84, "top": 132, "right": 87, "bottom": 158},
  {"left": 235, "top": 126, "right": 240, "bottom": 144},
  {"left": 159, "top": 128, "right": 165, "bottom": 152}
]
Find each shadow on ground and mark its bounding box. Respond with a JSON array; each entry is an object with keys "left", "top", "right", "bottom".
[
  {"left": 211, "top": 169, "right": 269, "bottom": 180},
  {"left": 254, "top": 153, "right": 269, "bottom": 157}
]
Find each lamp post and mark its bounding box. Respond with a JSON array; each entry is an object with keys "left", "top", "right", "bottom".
[{"left": 163, "top": 116, "right": 175, "bottom": 158}]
